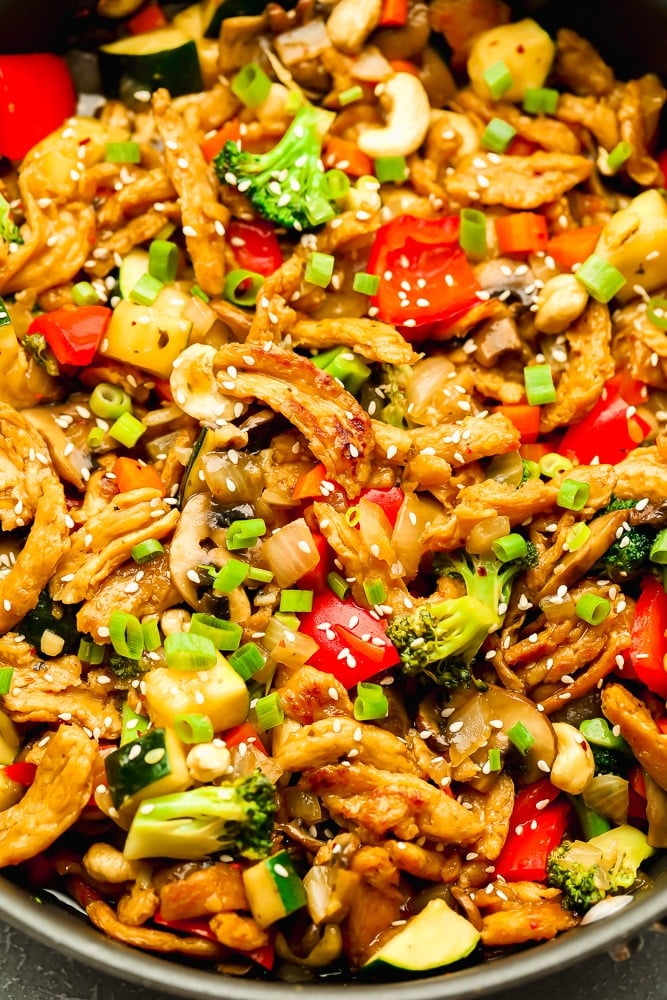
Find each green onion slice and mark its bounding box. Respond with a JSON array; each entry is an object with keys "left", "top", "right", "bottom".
[
  {"left": 305, "top": 252, "right": 335, "bottom": 288},
  {"left": 131, "top": 538, "right": 165, "bottom": 564},
  {"left": 487, "top": 747, "right": 502, "bottom": 772},
  {"left": 575, "top": 593, "right": 611, "bottom": 625},
  {"left": 374, "top": 156, "right": 408, "bottom": 183},
  {"left": 353, "top": 681, "right": 389, "bottom": 721},
  {"left": 539, "top": 452, "right": 573, "bottom": 478},
  {"left": 231, "top": 62, "right": 272, "bottom": 108},
  {"left": 566, "top": 522, "right": 591, "bottom": 552},
  {"left": 174, "top": 713, "right": 215, "bottom": 744},
  {"left": 0, "top": 666, "right": 13, "bottom": 695},
  {"left": 229, "top": 641, "right": 265, "bottom": 681},
  {"left": 279, "top": 589, "right": 314, "bottom": 613},
  {"left": 141, "top": 617, "right": 161, "bottom": 652},
  {"left": 575, "top": 254, "right": 626, "bottom": 303},
  {"left": 522, "top": 87, "right": 559, "bottom": 115},
  {"left": 213, "top": 559, "right": 249, "bottom": 593},
  {"left": 327, "top": 571, "right": 350, "bottom": 600},
  {"left": 352, "top": 271, "right": 380, "bottom": 296},
  {"left": 507, "top": 720, "right": 535, "bottom": 755},
  {"left": 87, "top": 426, "right": 106, "bottom": 450},
  {"left": 109, "top": 610, "right": 144, "bottom": 660},
  {"left": 491, "top": 533, "right": 528, "bottom": 563},
  {"left": 483, "top": 60, "right": 513, "bottom": 99},
  {"left": 148, "top": 239, "right": 178, "bottom": 284},
  {"left": 224, "top": 268, "right": 264, "bottom": 307},
  {"left": 254, "top": 692, "right": 285, "bottom": 730},
  {"left": 90, "top": 382, "right": 132, "bottom": 420},
  {"left": 339, "top": 85, "right": 364, "bottom": 106},
  {"left": 247, "top": 566, "right": 274, "bottom": 584},
  {"left": 120, "top": 701, "right": 149, "bottom": 746},
  {"left": 189, "top": 613, "right": 243, "bottom": 651},
  {"left": 163, "top": 632, "right": 217, "bottom": 670},
  {"left": 321, "top": 169, "right": 350, "bottom": 202},
  {"left": 606, "top": 141, "right": 633, "bottom": 172},
  {"left": 524, "top": 364, "right": 557, "bottom": 405},
  {"left": 109, "top": 411, "right": 146, "bottom": 447},
  {"left": 481, "top": 117, "right": 517, "bottom": 154},
  {"left": 226, "top": 518, "right": 267, "bottom": 551},
  {"left": 460, "top": 207, "right": 487, "bottom": 257},
  {"left": 647, "top": 296, "right": 667, "bottom": 330},
  {"left": 363, "top": 579, "right": 387, "bottom": 605},
  {"left": 105, "top": 141, "right": 141, "bottom": 164},
  {"left": 191, "top": 284, "right": 210, "bottom": 302},
  {"left": 557, "top": 478, "right": 590, "bottom": 511},
  {"left": 78, "top": 638, "right": 105, "bottom": 665},
  {"left": 129, "top": 273, "right": 164, "bottom": 305},
  {"left": 72, "top": 281, "right": 100, "bottom": 306}
]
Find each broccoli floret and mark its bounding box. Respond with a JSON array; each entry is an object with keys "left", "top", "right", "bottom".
[
  {"left": 108, "top": 652, "right": 148, "bottom": 680},
  {"left": 433, "top": 541, "right": 538, "bottom": 634},
  {"left": 590, "top": 743, "right": 631, "bottom": 777},
  {"left": 214, "top": 104, "right": 337, "bottom": 231},
  {"left": 594, "top": 496, "right": 654, "bottom": 581},
  {"left": 123, "top": 772, "right": 277, "bottom": 861},
  {"left": 0, "top": 194, "right": 22, "bottom": 244},
  {"left": 386, "top": 596, "right": 496, "bottom": 686},
  {"left": 546, "top": 824, "right": 654, "bottom": 912}
]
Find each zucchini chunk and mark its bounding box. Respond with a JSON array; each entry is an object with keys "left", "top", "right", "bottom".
[
  {"left": 100, "top": 27, "right": 203, "bottom": 98},
  {"left": 364, "top": 898, "right": 480, "bottom": 972},
  {"left": 243, "top": 849, "right": 307, "bottom": 927},
  {"left": 105, "top": 727, "right": 189, "bottom": 814}
]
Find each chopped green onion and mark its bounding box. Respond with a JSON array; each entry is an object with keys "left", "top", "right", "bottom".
[
  {"left": 229, "top": 641, "right": 265, "bottom": 681},
  {"left": 189, "top": 612, "right": 243, "bottom": 651},
  {"left": 279, "top": 589, "right": 314, "bottom": 613},
  {"left": 523, "top": 459, "right": 540, "bottom": 480},
  {"left": 285, "top": 89, "right": 303, "bottom": 114},
  {"left": 78, "top": 638, "right": 105, "bottom": 665},
  {"left": 647, "top": 296, "right": 667, "bottom": 330},
  {"left": 491, "top": 533, "right": 528, "bottom": 563},
  {"left": 575, "top": 593, "right": 611, "bottom": 625},
  {"left": 321, "top": 169, "right": 350, "bottom": 202},
  {"left": 254, "top": 692, "right": 284, "bottom": 730},
  {"left": 353, "top": 681, "right": 389, "bottom": 721},
  {"left": 650, "top": 528, "right": 667, "bottom": 565},
  {"left": 275, "top": 611, "right": 300, "bottom": 631},
  {"left": 213, "top": 559, "right": 249, "bottom": 593},
  {"left": 226, "top": 518, "right": 267, "bottom": 551},
  {"left": 483, "top": 60, "right": 513, "bottom": 99},
  {"left": 305, "top": 252, "right": 335, "bottom": 288},
  {"left": 352, "top": 271, "right": 380, "bottom": 296},
  {"left": 120, "top": 701, "right": 149, "bottom": 745},
  {"left": 0, "top": 666, "right": 13, "bottom": 695},
  {"left": 522, "top": 87, "right": 559, "bottom": 115},
  {"left": 174, "top": 713, "right": 214, "bottom": 744},
  {"left": 539, "top": 452, "right": 573, "bottom": 478},
  {"left": 148, "top": 238, "right": 178, "bottom": 284},
  {"left": 607, "top": 141, "right": 633, "bottom": 172},
  {"left": 363, "top": 579, "right": 387, "bottom": 605},
  {"left": 87, "top": 426, "right": 106, "bottom": 450},
  {"left": 575, "top": 254, "right": 626, "bottom": 303},
  {"left": 339, "top": 85, "right": 364, "bottom": 106},
  {"left": 327, "top": 571, "right": 350, "bottom": 600},
  {"left": 247, "top": 566, "right": 274, "bottom": 584},
  {"left": 90, "top": 382, "right": 132, "bottom": 420},
  {"left": 460, "top": 207, "right": 487, "bottom": 257},
  {"left": 566, "top": 522, "right": 591, "bottom": 552},
  {"left": 557, "top": 478, "right": 590, "bottom": 511},
  {"left": 231, "top": 62, "right": 272, "bottom": 108},
  {"left": 109, "top": 610, "right": 144, "bottom": 660},
  {"left": 374, "top": 156, "right": 408, "bottom": 183},
  {"left": 487, "top": 747, "right": 502, "bottom": 772},
  {"left": 105, "top": 141, "right": 141, "bottom": 164},
  {"left": 304, "top": 191, "right": 336, "bottom": 226},
  {"left": 129, "top": 273, "right": 164, "bottom": 305},
  {"left": 191, "top": 284, "right": 210, "bottom": 302},
  {"left": 109, "top": 411, "right": 146, "bottom": 447},
  {"left": 524, "top": 364, "right": 557, "bottom": 405},
  {"left": 507, "top": 720, "right": 535, "bottom": 755},
  {"left": 224, "top": 268, "right": 264, "bottom": 307},
  {"left": 72, "top": 281, "right": 100, "bottom": 306},
  {"left": 313, "top": 345, "right": 371, "bottom": 395},
  {"left": 164, "top": 631, "right": 217, "bottom": 670},
  {"left": 141, "top": 617, "right": 161, "bottom": 652},
  {"left": 481, "top": 117, "right": 517, "bottom": 153},
  {"left": 131, "top": 538, "right": 165, "bottom": 564}
]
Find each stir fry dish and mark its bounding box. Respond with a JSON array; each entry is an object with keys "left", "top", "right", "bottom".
[{"left": 2, "top": 0, "right": 667, "bottom": 981}]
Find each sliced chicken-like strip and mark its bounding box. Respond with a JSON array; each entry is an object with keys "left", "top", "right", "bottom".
[
  {"left": 290, "top": 317, "right": 420, "bottom": 366},
  {"left": 273, "top": 716, "right": 419, "bottom": 774},
  {"left": 213, "top": 343, "right": 373, "bottom": 497}
]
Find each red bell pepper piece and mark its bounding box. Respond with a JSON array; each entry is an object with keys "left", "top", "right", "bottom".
[
  {"left": 378, "top": 0, "right": 409, "bottom": 27},
  {"left": 28, "top": 306, "right": 112, "bottom": 367},
  {"left": 494, "top": 782, "right": 571, "bottom": 882},
  {"left": 200, "top": 119, "right": 242, "bottom": 164},
  {"left": 359, "top": 486, "right": 405, "bottom": 528},
  {"left": 292, "top": 463, "right": 329, "bottom": 500},
  {"left": 495, "top": 404, "right": 541, "bottom": 444},
  {"left": 113, "top": 457, "right": 166, "bottom": 497},
  {"left": 560, "top": 376, "right": 651, "bottom": 466},
  {"left": 323, "top": 136, "right": 374, "bottom": 178},
  {"left": 221, "top": 721, "right": 268, "bottom": 755},
  {"left": 0, "top": 55, "right": 77, "bottom": 161},
  {"left": 2, "top": 761, "right": 37, "bottom": 786},
  {"left": 228, "top": 219, "right": 282, "bottom": 277},
  {"left": 299, "top": 592, "right": 400, "bottom": 688},
  {"left": 297, "top": 532, "right": 332, "bottom": 593},
  {"left": 128, "top": 3, "right": 169, "bottom": 34},
  {"left": 367, "top": 215, "right": 480, "bottom": 335},
  {"left": 152, "top": 912, "right": 275, "bottom": 968},
  {"left": 629, "top": 575, "right": 667, "bottom": 698}
]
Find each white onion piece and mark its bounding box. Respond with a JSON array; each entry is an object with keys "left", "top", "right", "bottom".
[
  {"left": 583, "top": 774, "right": 630, "bottom": 825},
  {"left": 404, "top": 356, "right": 461, "bottom": 426},
  {"left": 580, "top": 894, "right": 634, "bottom": 925},
  {"left": 182, "top": 294, "right": 217, "bottom": 340},
  {"left": 391, "top": 492, "right": 443, "bottom": 580},
  {"left": 262, "top": 517, "right": 320, "bottom": 588},
  {"left": 350, "top": 47, "right": 393, "bottom": 82},
  {"left": 273, "top": 18, "right": 331, "bottom": 67},
  {"left": 358, "top": 497, "right": 395, "bottom": 567}
]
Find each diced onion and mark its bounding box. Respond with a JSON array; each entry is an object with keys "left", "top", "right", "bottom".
[
  {"left": 404, "top": 356, "right": 459, "bottom": 426},
  {"left": 349, "top": 46, "right": 393, "bottom": 82},
  {"left": 391, "top": 492, "right": 443, "bottom": 580},
  {"left": 284, "top": 787, "right": 323, "bottom": 823},
  {"left": 262, "top": 517, "right": 320, "bottom": 588},
  {"left": 582, "top": 774, "right": 629, "bottom": 825},
  {"left": 357, "top": 497, "right": 394, "bottom": 566},
  {"left": 486, "top": 451, "right": 524, "bottom": 489}
]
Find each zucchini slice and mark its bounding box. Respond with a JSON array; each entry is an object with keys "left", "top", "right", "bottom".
[
  {"left": 243, "top": 849, "right": 307, "bottom": 927},
  {"left": 105, "top": 727, "right": 189, "bottom": 813},
  {"left": 118, "top": 248, "right": 149, "bottom": 300},
  {"left": 100, "top": 27, "right": 203, "bottom": 98},
  {"left": 364, "top": 898, "right": 480, "bottom": 972}
]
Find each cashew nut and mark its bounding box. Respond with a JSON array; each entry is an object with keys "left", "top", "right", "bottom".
[
  {"left": 534, "top": 274, "right": 589, "bottom": 334},
  {"left": 186, "top": 742, "right": 232, "bottom": 783},
  {"left": 357, "top": 73, "right": 431, "bottom": 159},
  {"left": 326, "top": 0, "right": 383, "bottom": 55},
  {"left": 550, "top": 722, "right": 596, "bottom": 795}
]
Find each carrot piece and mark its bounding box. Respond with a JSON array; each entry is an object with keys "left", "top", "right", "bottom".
[
  {"left": 545, "top": 225, "right": 603, "bottom": 271},
  {"left": 388, "top": 59, "right": 420, "bottom": 75},
  {"left": 519, "top": 441, "right": 552, "bottom": 462},
  {"left": 495, "top": 404, "right": 541, "bottom": 443},
  {"left": 323, "top": 137, "right": 373, "bottom": 178},
  {"left": 200, "top": 119, "right": 242, "bottom": 164},
  {"left": 113, "top": 457, "right": 166, "bottom": 496},
  {"left": 379, "top": 0, "right": 408, "bottom": 27},
  {"left": 292, "top": 462, "right": 328, "bottom": 500},
  {"left": 495, "top": 212, "right": 548, "bottom": 255},
  {"left": 128, "top": 4, "right": 168, "bottom": 34}
]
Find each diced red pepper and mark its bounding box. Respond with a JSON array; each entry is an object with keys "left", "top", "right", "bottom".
[
  {"left": 2, "top": 761, "right": 37, "bottom": 786},
  {"left": 323, "top": 137, "right": 374, "bottom": 178},
  {"left": 0, "top": 55, "right": 76, "bottom": 161},
  {"left": 228, "top": 218, "right": 283, "bottom": 276},
  {"left": 128, "top": 3, "right": 169, "bottom": 34},
  {"left": 200, "top": 119, "right": 242, "bottom": 164},
  {"left": 299, "top": 592, "right": 400, "bottom": 688},
  {"left": 297, "top": 532, "right": 332, "bottom": 593},
  {"left": 495, "top": 404, "right": 541, "bottom": 444},
  {"left": 506, "top": 136, "right": 541, "bottom": 157},
  {"left": 359, "top": 486, "right": 405, "bottom": 528},
  {"left": 221, "top": 721, "right": 268, "bottom": 755},
  {"left": 379, "top": 0, "right": 409, "bottom": 27},
  {"left": 629, "top": 575, "right": 667, "bottom": 698},
  {"left": 560, "top": 377, "right": 651, "bottom": 466},
  {"left": 494, "top": 781, "right": 571, "bottom": 882},
  {"left": 28, "top": 306, "right": 112, "bottom": 367},
  {"left": 292, "top": 463, "right": 329, "bottom": 500},
  {"left": 367, "top": 215, "right": 480, "bottom": 336},
  {"left": 495, "top": 212, "right": 548, "bottom": 255}
]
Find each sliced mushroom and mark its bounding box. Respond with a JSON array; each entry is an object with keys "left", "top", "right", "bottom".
[
  {"left": 536, "top": 509, "right": 628, "bottom": 600},
  {"left": 23, "top": 394, "right": 97, "bottom": 490},
  {"left": 469, "top": 315, "right": 522, "bottom": 368},
  {"left": 474, "top": 257, "right": 537, "bottom": 306},
  {"left": 169, "top": 492, "right": 228, "bottom": 608}
]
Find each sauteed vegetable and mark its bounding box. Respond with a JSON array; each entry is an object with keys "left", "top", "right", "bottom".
[{"left": 2, "top": 0, "right": 667, "bottom": 981}]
